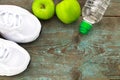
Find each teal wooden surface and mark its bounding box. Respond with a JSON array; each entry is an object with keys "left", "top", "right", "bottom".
[{"left": 0, "top": 0, "right": 120, "bottom": 80}]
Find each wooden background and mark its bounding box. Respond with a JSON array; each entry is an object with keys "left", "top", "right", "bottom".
[{"left": 0, "top": 0, "right": 120, "bottom": 80}]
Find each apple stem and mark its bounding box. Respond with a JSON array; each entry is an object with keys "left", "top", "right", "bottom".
[{"left": 40, "top": 4, "right": 45, "bottom": 9}]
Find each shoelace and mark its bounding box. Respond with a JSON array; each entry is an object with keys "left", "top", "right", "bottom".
[
  {"left": 0, "top": 44, "right": 10, "bottom": 63},
  {"left": 0, "top": 10, "right": 21, "bottom": 29}
]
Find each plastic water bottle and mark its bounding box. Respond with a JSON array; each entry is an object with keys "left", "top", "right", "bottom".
[{"left": 79, "top": 0, "right": 111, "bottom": 34}]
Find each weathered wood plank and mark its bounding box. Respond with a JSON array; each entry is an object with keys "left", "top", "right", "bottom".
[
  {"left": 0, "top": 0, "right": 120, "bottom": 16},
  {"left": 0, "top": 17, "right": 120, "bottom": 80},
  {"left": 0, "top": 0, "right": 120, "bottom": 80}
]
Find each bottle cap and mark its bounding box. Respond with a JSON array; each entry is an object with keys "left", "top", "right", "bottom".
[{"left": 79, "top": 20, "right": 93, "bottom": 34}]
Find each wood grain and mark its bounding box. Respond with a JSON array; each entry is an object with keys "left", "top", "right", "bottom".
[{"left": 0, "top": 0, "right": 120, "bottom": 80}]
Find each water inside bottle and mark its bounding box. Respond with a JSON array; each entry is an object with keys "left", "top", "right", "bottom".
[{"left": 82, "top": 0, "right": 111, "bottom": 24}]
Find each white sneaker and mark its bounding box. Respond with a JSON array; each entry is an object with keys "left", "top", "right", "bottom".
[
  {"left": 0, "top": 38, "right": 30, "bottom": 76},
  {"left": 0, "top": 5, "right": 41, "bottom": 43}
]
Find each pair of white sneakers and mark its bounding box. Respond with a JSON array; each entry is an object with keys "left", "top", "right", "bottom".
[{"left": 0, "top": 5, "right": 41, "bottom": 76}]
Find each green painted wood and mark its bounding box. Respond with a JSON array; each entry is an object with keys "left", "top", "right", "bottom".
[{"left": 0, "top": 0, "right": 120, "bottom": 80}]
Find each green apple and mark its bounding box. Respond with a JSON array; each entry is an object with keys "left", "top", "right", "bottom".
[
  {"left": 56, "top": 0, "right": 81, "bottom": 24},
  {"left": 32, "top": 0, "right": 55, "bottom": 20}
]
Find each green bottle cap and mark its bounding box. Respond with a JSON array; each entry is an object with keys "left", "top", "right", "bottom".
[{"left": 79, "top": 20, "right": 93, "bottom": 34}]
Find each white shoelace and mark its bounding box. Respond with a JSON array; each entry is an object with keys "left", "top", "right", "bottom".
[
  {"left": 0, "top": 44, "right": 10, "bottom": 63},
  {"left": 0, "top": 10, "right": 21, "bottom": 29}
]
